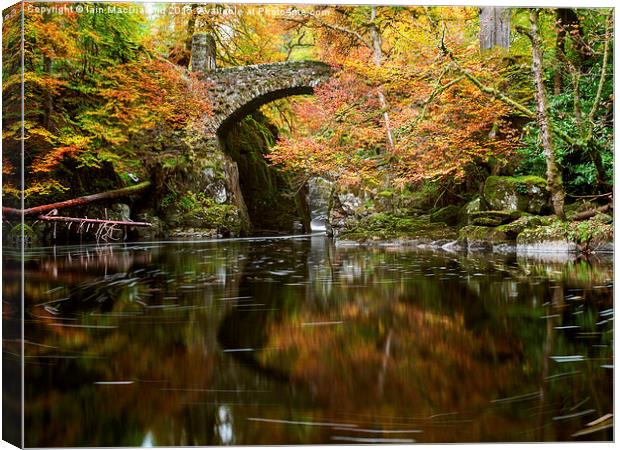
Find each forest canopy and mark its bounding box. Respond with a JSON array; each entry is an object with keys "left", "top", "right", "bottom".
[{"left": 2, "top": 3, "right": 614, "bottom": 210}]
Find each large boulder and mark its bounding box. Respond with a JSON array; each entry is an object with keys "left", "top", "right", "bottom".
[
  {"left": 457, "top": 225, "right": 512, "bottom": 252},
  {"left": 430, "top": 205, "right": 462, "bottom": 226},
  {"left": 483, "top": 176, "right": 549, "bottom": 214},
  {"left": 516, "top": 220, "right": 576, "bottom": 253}
]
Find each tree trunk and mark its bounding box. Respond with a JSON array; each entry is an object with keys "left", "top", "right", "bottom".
[
  {"left": 530, "top": 9, "right": 565, "bottom": 219},
  {"left": 479, "top": 7, "right": 511, "bottom": 50},
  {"left": 2, "top": 181, "right": 151, "bottom": 217},
  {"left": 553, "top": 9, "right": 568, "bottom": 95},
  {"left": 370, "top": 6, "right": 394, "bottom": 150}
]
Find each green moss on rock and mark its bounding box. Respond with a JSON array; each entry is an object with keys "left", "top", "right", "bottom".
[
  {"left": 430, "top": 205, "right": 462, "bottom": 226},
  {"left": 339, "top": 212, "right": 456, "bottom": 241},
  {"left": 458, "top": 225, "right": 511, "bottom": 250},
  {"left": 483, "top": 175, "right": 549, "bottom": 214},
  {"left": 496, "top": 215, "right": 547, "bottom": 239},
  {"left": 469, "top": 210, "right": 529, "bottom": 227}
]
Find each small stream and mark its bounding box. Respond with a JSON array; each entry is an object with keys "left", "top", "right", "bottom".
[{"left": 4, "top": 235, "right": 613, "bottom": 446}]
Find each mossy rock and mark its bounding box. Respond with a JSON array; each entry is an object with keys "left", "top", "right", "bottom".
[
  {"left": 430, "top": 205, "right": 462, "bottom": 226},
  {"left": 457, "top": 225, "right": 511, "bottom": 251},
  {"left": 496, "top": 215, "right": 547, "bottom": 239},
  {"left": 566, "top": 215, "right": 614, "bottom": 251},
  {"left": 472, "top": 217, "right": 504, "bottom": 227},
  {"left": 516, "top": 220, "right": 568, "bottom": 244},
  {"left": 516, "top": 219, "right": 577, "bottom": 253},
  {"left": 483, "top": 175, "right": 549, "bottom": 214},
  {"left": 463, "top": 197, "right": 484, "bottom": 216},
  {"left": 339, "top": 212, "right": 456, "bottom": 241},
  {"left": 469, "top": 210, "right": 526, "bottom": 227}
]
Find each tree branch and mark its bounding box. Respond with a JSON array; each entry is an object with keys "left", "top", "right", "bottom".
[
  {"left": 585, "top": 13, "right": 611, "bottom": 142},
  {"left": 287, "top": 8, "right": 373, "bottom": 49}
]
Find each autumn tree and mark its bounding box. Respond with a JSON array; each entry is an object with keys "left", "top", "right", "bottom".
[
  {"left": 270, "top": 6, "right": 518, "bottom": 186},
  {"left": 2, "top": 2, "right": 211, "bottom": 208}
]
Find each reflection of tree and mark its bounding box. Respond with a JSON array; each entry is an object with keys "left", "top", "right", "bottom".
[
  {"left": 23, "top": 242, "right": 253, "bottom": 447},
  {"left": 14, "top": 240, "right": 614, "bottom": 445}
]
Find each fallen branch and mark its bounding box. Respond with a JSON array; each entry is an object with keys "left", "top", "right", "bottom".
[
  {"left": 37, "top": 212, "right": 151, "bottom": 243},
  {"left": 571, "top": 203, "right": 612, "bottom": 221},
  {"left": 2, "top": 181, "right": 151, "bottom": 217},
  {"left": 567, "top": 192, "right": 612, "bottom": 199},
  {"left": 36, "top": 215, "right": 152, "bottom": 227}
]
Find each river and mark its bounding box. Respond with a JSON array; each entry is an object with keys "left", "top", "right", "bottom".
[{"left": 3, "top": 235, "right": 613, "bottom": 445}]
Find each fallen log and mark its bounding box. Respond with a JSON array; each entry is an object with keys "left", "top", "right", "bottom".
[
  {"left": 572, "top": 203, "right": 612, "bottom": 221},
  {"left": 36, "top": 215, "right": 152, "bottom": 227},
  {"left": 2, "top": 181, "right": 151, "bottom": 217}
]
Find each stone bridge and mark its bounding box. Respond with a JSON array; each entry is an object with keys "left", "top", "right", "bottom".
[
  {"left": 191, "top": 33, "right": 331, "bottom": 135},
  {"left": 202, "top": 61, "right": 331, "bottom": 134}
]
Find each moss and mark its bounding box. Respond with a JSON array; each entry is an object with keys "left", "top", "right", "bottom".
[
  {"left": 469, "top": 210, "right": 528, "bottom": 227},
  {"left": 221, "top": 113, "right": 309, "bottom": 232},
  {"left": 430, "top": 205, "right": 462, "bottom": 226},
  {"left": 496, "top": 215, "right": 546, "bottom": 239},
  {"left": 516, "top": 216, "right": 613, "bottom": 252},
  {"left": 339, "top": 212, "right": 456, "bottom": 241},
  {"left": 458, "top": 225, "right": 510, "bottom": 245},
  {"left": 483, "top": 175, "right": 549, "bottom": 213},
  {"left": 174, "top": 191, "right": 242, "bottom": 236},
  {"left": 472, "top": 217, "right": 503, "bottom": 227},
  {"left": 516, "top": 219, "right": 569, "bottom": 245}
]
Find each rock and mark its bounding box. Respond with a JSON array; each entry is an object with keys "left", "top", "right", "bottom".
[
  {"left": 108, "top": 203, "right": 131, "bottom": 222},
  {"left": 469, "top": 210, "right": 526, "bottom": 227},
  {"left": 430, "top": 205, "right": 462, "bottom": 226},
  {"left": 496, "top": 215, "right": 547, "bottom": 239},
  {"left": 457, "top": 225, "right": 511, "bottom": 251},
  {"left": 464, "top": 197, "right": 484, "bottom": 215},
  {"left": 133, "top": 211, "right": 165, "bottom": 239},
  {"left": 337, "top": 192, "right": 364, "bottom": 216},
  {"left": 516, "top": 221, "right": 576, "bottom": 253},
  {"left": 517, "top": 239, "right": 578, "bottom": 254},
  {"left": 483, "top": 175, "right": 549, "bottom": 214}
]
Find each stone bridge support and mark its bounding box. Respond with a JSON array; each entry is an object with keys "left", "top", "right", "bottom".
[{"left": 177, "top": 34, "right": 331, "bottom": 235}]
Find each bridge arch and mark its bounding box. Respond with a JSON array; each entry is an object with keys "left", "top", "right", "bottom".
[{"left": 202, "top": 61, "right": 331, "bottom": 135}]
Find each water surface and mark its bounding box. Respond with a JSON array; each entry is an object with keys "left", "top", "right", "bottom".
[{"left": 5, "top": 236, "right": 613, "bottom": 445}]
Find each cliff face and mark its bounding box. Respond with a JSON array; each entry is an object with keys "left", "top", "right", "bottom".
[
  {"left": 220, "top": 113, "right": 310, "bottom": 235},
  {"left": 131, "top": 112, "right": 310, "bottom": 240}
]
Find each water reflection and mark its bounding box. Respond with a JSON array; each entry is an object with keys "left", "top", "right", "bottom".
[{"left": 5, "top": 237, "right": 612, "bottom": 446}]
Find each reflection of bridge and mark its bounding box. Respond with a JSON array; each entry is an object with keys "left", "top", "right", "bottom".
[{"left": 191, "top": 33, "right": 331, "bottom": 135}]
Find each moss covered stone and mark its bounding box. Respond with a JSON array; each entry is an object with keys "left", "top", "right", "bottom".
[
  {"left": 339, "top": 212, "right": 456, "bottom": 242},
  {"left": 483, "top": 175, "right": 549, "bottom": 214},
  {"left": 457, "top": 225, "right": 511, "bottom": 251},
  {"left": 516, "top": 220, "right": 576, "bottom": 253},
  {"left": 496, "top": 215, "right": 547, "bottom": 239},
  {"left": 430, "top": 205, "right": 462, "bottom": 226},
  {"left": 221, "top": 113, "right": 311, "bottom": 233},
  {"left": 469, "top": 210, "right": 526, "bottom": 227}
]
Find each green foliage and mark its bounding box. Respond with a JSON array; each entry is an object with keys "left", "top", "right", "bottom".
[
  {"left": 176, "top": 191, "right": 242, "bottom": 235},
  {"left": 8, "top": 223, "right": 36, "bottom": 242},
  {"left": 514, "top": 8, "right": 613, "bottom": 194},
  {"left": 566, "top": 215, "right": 613, "bottom": 245}
]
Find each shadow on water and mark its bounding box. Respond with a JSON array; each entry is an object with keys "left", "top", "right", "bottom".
[{"left": 5, "top": 236, "right": 613, "bottom": 446}]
